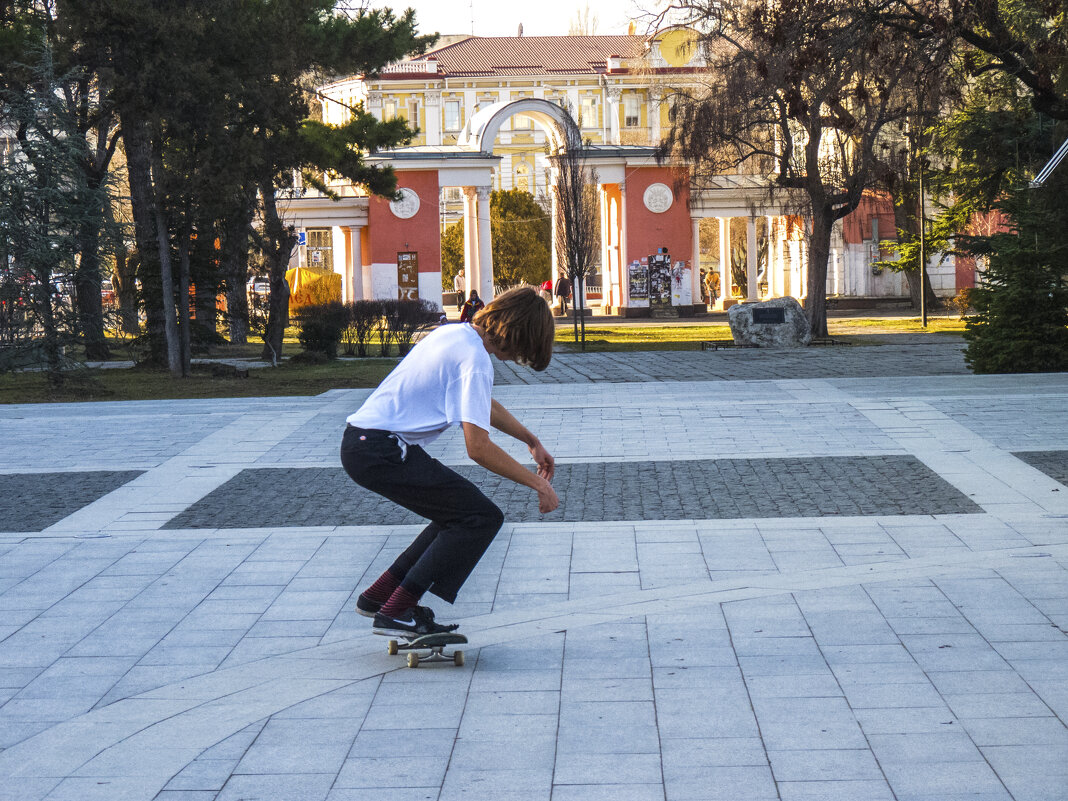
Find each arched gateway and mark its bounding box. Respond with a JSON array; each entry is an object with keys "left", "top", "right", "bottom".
[{"left": 280, "top": 98, "right": 801, "bottom": 316}]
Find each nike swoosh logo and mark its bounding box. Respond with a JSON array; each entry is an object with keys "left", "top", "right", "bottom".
[{"left": 393, "top": 618, "right": 417, "bottom": 626}]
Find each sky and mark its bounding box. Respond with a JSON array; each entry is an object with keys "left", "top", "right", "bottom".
[{"left": 371, "top": 0, "right": 658, "bottom": 38}]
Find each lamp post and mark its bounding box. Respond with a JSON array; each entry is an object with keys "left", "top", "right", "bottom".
[
  {"left": 919, "top": 155, "right": 927, "bottom": 328},
  {"left": 1031, "top": 137, "right": 1068, "bottom": 188}
]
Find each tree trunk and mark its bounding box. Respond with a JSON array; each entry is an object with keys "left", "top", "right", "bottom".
[
  {"left": 222, "top": 205, "right": 253, "bottom": 344},
  {"left": 75, "top": 213, "right": 110, "bottom": 361},
  {"left": 577, "top": 275, "right": 586, "bottom": 351},
  {"left": 113, "top": 248, "right": 140, "bottom": 336},
  {"left": 806, "top": 206, "right": 833, "bottom": 339},
  {"left": 260, "top": 182, "right": 294, "bottom": 363},
  {"left": 119, "top": 110, "right": 167, "bottom": 366}
]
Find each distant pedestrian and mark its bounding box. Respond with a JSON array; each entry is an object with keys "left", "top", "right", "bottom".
[
  {"left": 554, "top": 275, "right": 572, "bottom": 314},
  {"left": 540, "top": 279, "right": 552, "bottom": 304},
  {"left": 460, "top": 289, "right": 485, "bottom": 323},
  {"left": 454, "top": 270, "right": 466, "bottom": 311}
]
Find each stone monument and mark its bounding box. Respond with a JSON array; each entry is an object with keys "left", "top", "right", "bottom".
[{"left": 728, "top": 296, "right": 812, "bottom": 347}]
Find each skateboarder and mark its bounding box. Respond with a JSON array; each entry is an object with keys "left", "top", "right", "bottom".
[{"left": 341, "top": 285, "right": 559, "bottom": 638}]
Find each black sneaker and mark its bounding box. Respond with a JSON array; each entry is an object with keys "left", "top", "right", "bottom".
[
  {"left": 372, "top": 606, "right": 458, "bottom": 637},
  {"left": 357, "top": 594, "right": 437, "bottom": 621}
]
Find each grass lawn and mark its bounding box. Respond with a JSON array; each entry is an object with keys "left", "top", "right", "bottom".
[
  {"left": 552, "top": 314, "right": 966, "bottom": 351},
  {"left": 2, "top": 314, "right": 967, "bottom": 404},
  {"left": 0, "top": 358, "right": 399, "bottom": 404},
  {"left": 555, "top": 324, "right": 733, "bottom": 351}
]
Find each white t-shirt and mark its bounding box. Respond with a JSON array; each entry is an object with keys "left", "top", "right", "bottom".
[{"left": 346, "top": 323, "right": 493, "bottom": 447}]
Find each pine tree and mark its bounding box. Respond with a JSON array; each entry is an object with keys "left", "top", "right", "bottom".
[{"left": 963, "top": 179, "right": 1068, "bottom": 373}]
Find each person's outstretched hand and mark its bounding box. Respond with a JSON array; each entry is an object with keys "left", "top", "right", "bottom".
[
  {"left": 531, "top": 441, "right": 555, "bottom": 482},
  {"left": 537, "top": 479, "right": 560, "bottom": 514}
]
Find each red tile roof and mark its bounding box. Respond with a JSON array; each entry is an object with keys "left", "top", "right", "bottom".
[{"left": 413, "top": 35, "right": 648, "bottom": 77}]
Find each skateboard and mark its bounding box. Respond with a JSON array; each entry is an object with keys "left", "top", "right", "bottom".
[{"left": 385, "top": 632, "right": 467, "bottom": 668}]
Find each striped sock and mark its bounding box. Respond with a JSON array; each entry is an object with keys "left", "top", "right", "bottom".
[
  {"left": 379, "top": 585, "right": 422, "bottom": 619},
  {"left": 361, "top": 570, "right": 401, "bottom": 604}
]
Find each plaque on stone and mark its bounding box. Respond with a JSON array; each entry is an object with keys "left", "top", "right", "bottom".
[{"left": 752, "top": 307, "right": 786, "bottom": 324}]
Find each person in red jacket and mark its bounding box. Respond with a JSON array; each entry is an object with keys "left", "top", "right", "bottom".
[{"left": 459, "top": 290, "right": 485, "bottom": 322}]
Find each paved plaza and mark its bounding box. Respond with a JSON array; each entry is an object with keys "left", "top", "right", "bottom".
[{"left": 1, "top": 341, "right": 1067, "bottom": 801}]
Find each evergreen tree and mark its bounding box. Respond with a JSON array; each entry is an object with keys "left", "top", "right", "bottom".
[
  {"left": 0, "top": 44, "right": 110, "bottom": 386},
  {"left": 962, "top": 175, "right": 1068, "bottom": 373}
]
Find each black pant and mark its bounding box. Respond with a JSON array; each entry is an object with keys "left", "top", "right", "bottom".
[{"left": 340, "top": 426, "right": 504, "bottom": 604}]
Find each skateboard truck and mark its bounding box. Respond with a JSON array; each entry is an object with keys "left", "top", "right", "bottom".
[{"left": 386, "top": 632, "right": 467, "bottom": 668}]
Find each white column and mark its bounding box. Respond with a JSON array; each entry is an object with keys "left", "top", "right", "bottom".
[
  {"left": 424, "top": 90, "right": 442, "bottom": 146},
  {"left": 618, "top": 183, "right": 628, "bottom": 307},
  {"left": 463, "top": 187, "right": 480, "bottom": 300},
  {"left": 746, "top": 217, "right": 758, "bottom": 301},
  {"left": 649, "top": 87, "right": 662, "bottom": 145},
  {"left": 607, "top": 88, "right": 621, "bottom": 145},
  {"left": 691, "top": 218, "right": 702, "bottom": 307},
  {"left": 331, "top": 225, "right": 347, "bottom": 298},
  {"left": 550, "top": 169, "right": 561, "bottom": 286},
  {"left": 800, "top": 219, "right": 809, "bottom": 300},
  {"left": 719, "top": 217, "right": 730, "bottom": 308},
  {"left": 600, "top": 186, "right": 613, "bottom": 309},
  {"left": 349, "top": 226, "right": 364, "bottom": 301},
  {"left": 476, "top": 185, "right": 494, "bottom": 299},
  {"left": 768, "top": 214, "right": 777, "bottom": 299}
]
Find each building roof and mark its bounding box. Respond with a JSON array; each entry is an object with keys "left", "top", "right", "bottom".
[{"left": 386, "top": 35, "right": 648, "bottom": 78}]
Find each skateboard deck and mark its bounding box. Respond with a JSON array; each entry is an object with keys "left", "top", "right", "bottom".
[{"left": 385, "top": 632, "right": 467, "bottom": 668}]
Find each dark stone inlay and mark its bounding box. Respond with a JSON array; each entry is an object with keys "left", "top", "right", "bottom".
[
  {"left": 0, "top": 471, "right": 145, "bottom": 532},
  {"left": 163, "top": 456, "right": 980, "bottom": 529},
  {"left": 1013, "top": 450, "right": 1068, "bottom": 486}
]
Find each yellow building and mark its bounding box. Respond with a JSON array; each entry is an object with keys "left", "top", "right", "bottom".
[{"left": 320, "top": 28, "right": 707, "bottom": 210}]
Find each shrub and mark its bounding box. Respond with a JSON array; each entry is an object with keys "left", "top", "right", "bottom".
[
  {"left": 295, "top": 301, "right": 348, "bottom": 358},
  {"left": 950, "top": 288, "right": 973, "bottom": 320},
  {"left": 385, "top": 298, "right": 439, "bottom": 355},
  {"left": 342, "top": 299, "right": 382, "bottom": 357},
  {"left": 376, "top": 299, "right": 396, "bottom": 356}
]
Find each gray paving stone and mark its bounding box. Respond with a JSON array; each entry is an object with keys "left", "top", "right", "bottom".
[{"left": 1, "top": 352, "right": 1067, "bottom": 801}]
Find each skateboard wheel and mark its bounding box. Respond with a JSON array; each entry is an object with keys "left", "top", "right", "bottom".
[
  {"left": 407, "top": 652, "right": 419, "bottom": 668},
  {"left": 387, "top": 640, "right": 398, "bottom": 656},
  {"left": 453, "top": 650, "right": 464, "bottom": 667}
]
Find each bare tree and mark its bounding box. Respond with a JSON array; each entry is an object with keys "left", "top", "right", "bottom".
[
  {"left": 568, "top": 4, "right": 599, "bottom": 36},
  {"left": 552, "top": 117, "right": 599, "bottom": 349},
  {"left": 659, "top": 0, "right": 952, "bottom": 337}
]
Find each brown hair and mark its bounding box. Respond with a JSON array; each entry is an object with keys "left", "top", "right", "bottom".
[{"left": 472, "top": 285, "right": 554, "bottom": 371}]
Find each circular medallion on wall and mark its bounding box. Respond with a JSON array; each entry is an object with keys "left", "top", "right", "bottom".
[
  {"left": 643, "top": 183, "right": 674, "bottom": 214},
  {"left": 390, "top": 188, "right": 420, "bottom": 219}
]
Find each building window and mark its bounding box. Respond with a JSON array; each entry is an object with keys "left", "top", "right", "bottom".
[
  {"left": 624, "top": 94, "right": 640, "bottom": 127},
  {"left": 305, "top": 229, "right": 334, "bottom": 272},
  {"left": 515, "top": 163, "right": 530, "bottom": 192},
  {"left": 407, "top": 98, "right": 419, "bottom": 125},
  {"left": 383, "top": 98, "right": 398, "bottom": 120},
  {"left": 444, "top": 99, "right": 461, "bottom": 131},
  {"left": 580, "top": 96, "right": 598, "bottom": 129}
]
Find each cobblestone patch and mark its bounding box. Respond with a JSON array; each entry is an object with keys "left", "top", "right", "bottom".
[
  {"left": 494, "top": 343, "right": 969, "bottom": 384},
  {"left": 0, "top": 471, "right": 144, "bottom": 531},
  {"left": 1012, "top": 450, "right": 1068, "bottom": 486},
  {"left": 163, "top": 455, "right": 979, "bottom": 529}
]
